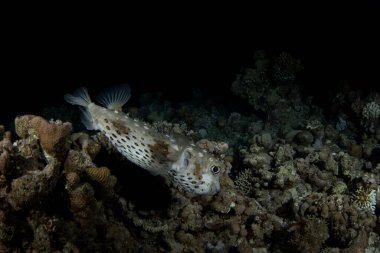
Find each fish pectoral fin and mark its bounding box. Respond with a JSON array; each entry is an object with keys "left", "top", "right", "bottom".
[{"left": 172, "top": 148, "right": 193, "bottom": 172}]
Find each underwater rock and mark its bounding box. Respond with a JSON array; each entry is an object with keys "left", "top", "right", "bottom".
[
  {"left": 289, "top": 217, "right": 329, "bottom": 253},
  {"left": 252, "top": 132, "right": 273, "bottom": 150},
  {"left": 349, "top": 144, "right": 363, "bottom": 158},
  {"left": 294, "top": 130, "right": 314, "bottom": 146},
  {"left": 0, "top": 222, "right": 14, "bottom": 242},
  {"left": 240, "top": 144, "right": 272, "bottom": 169},
  {"left": 70, "top": 132, "right": 101, "bottom": 160},
  {"left": 64, "top": 149, "right": 96, "bottom": 173},
  {"left": 0, "top": 128, "right": 12, "bottom": 175},
  {"left": 31, "top": 224, "right": 52, "bottom": 252},
  {"left": 105, "top": 222, "right": 130, "bottom": 252},
  {"left": 68, "top": 182, "right": 97, "bottom": 225},
  {"left": 273, "top": 161, "right": 301, "bottom": 189},
  {"left": 338, "top": 152, "right": 364, "bottom": 180},
  {"left": 65, "top": 171, "right": 81, "bottom": 190},
  {"left": 6, "top": 158, "right": 60, "bottom": 210}
]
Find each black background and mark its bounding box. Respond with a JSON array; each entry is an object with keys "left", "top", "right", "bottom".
[{"left": 2, "top": 3, "right": 380, "bottom": 125}]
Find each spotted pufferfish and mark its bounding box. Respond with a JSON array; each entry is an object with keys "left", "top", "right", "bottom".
[{"left": 64, "top": 84, "right": 227, "bottom": 195}]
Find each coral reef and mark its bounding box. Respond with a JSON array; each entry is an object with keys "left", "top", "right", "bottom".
[
  {"left": 0, "top": 116, "right": 130, "bottom": 252},
  {"left": 0, "top": 51, "right": 379, "bottom": 252},
  {"left": 231, "top": 51, "right": 321, "bottom": 136}
]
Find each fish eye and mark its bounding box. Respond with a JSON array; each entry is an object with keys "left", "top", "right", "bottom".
[{"left": 211, "top": 166, "right": 220, "bottom": 174}]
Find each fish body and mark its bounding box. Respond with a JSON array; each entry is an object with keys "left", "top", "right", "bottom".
[{"left": 64, "top": 85, "right": 225, "bottom": 195}]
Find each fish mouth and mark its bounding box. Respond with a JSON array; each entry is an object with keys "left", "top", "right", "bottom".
[{"left": 189, "top": 183, "right": 220, "bottom": 195}]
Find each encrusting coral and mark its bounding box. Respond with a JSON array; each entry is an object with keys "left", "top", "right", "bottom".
[{"left": 15, "top": 115, "right": 72, "bottom": 160}]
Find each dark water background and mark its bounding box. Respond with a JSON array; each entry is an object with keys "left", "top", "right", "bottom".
[{"left": 2, "top": 4, "right": 380, "bottom": 125}]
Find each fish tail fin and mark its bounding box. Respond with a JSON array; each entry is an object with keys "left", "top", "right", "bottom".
[
  {"left": 64, "top": 87, "right": 95, "bottom": 130},
  {"left": 96, "top": 84, "right": 131, "bottom": 111},
  {"left": 64, "top": 87, "right": 92, "bottom": 107}
]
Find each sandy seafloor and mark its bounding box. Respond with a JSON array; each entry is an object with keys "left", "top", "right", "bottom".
[{"left": 1, "top": 49, "right": 380, "bottom": 253}]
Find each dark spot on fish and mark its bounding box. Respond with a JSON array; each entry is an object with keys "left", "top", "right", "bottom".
[
  {"left": 132, "top": 135, "right": 137, "bottom": 139},
  {"left": 121, "top": 138, "right": 126, "bottom": 142},
  {"left": 148, "top": 141, "right": 170, "bottom": 163},
  {"left": 104, "top": 118, "right": 109, "bottom": 123},
  {"left": 126, "top": 136, "right": 131, "bottom": 140},
  {"left": 141, "top": 143, "right": 146, "bottom": 146},
  {"left": 106, "top": 125, "right": 111, "bottom": 130},
  {"left": 112, "top": 133, "right": 117, "bottom": 138},
  {"left": 194, "top": 163, "right": 203, "bottom": 180},
  {"left": 116, "top": 130, "right": 121, "bottom": 135},
  {"left": 191, "top": 181, "right": 197, "bottom": 184},
  {"left": 195, "top": 185, "right": 199, "bottom": 188},
  {"left": 111, "top": 120, "right": 130, "bottom": 135},
  {"left": 110, "top": 136, "right": 114, "bottom": 141},
  {"left": 134, "top": 142, "right": 139, "bottom": 146}
]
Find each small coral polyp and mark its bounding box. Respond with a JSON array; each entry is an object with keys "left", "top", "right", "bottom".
[
  {"left": 352, "top": 186, "right": 377, "bottom": 214},
  {"left": 362, "top": 101, "right": 380, "bottom": 120}
]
